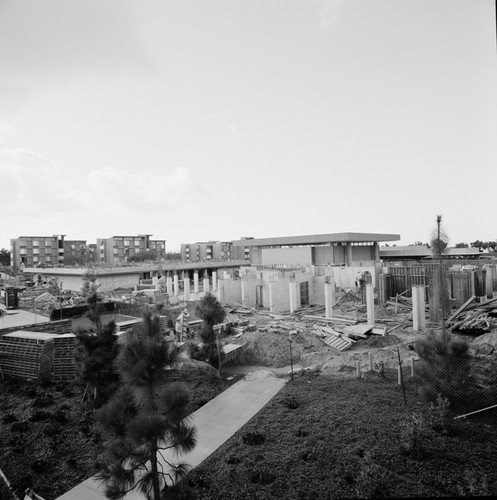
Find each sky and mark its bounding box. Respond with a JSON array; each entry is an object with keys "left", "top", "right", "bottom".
[{"left": 0, "top": 0, "right": 496, "bottom": 252}]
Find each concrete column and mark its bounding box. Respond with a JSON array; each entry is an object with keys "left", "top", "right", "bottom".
[
  {"left": 183, "top": 278, "right": 190, "bottom": 300},
  {"left": 173, "top": 273, "right": 179, "bottom": 296},
  {"left": 203, "top": 277, "right": 209, "bottom": 294},
  {"left": 216, "top": 280, "right": 223, "bottom": 302},
  {"left": 470, "top": 271, "right": 476, "bottom": 297},
  {"left": 324, "top": 279, "right": 335, "bottom": 319},
  {"left": 166, "top": 276, "right": 173, "bottom": 296},
  {"left": 346, "top": 243, "right": 353, "bottom": 265},
  {"left": 366, "top": 283, "right": 375, "bottom": 325},
  {"left": 241, "top": 279, "right": 247, "bottom": 306},
  {"left": 289, "top": 280, "right": 298, "bottom": 313},
  {"left": 412, "top": 285, "right": 426, "bottom": 332},
  {"left": 268, "top": 282, "right": 275, "bottom": 313},
  {"left": 193, "top": 271, "right": 199, "bottom": 294},
  {"left": 373, "top": 242, "right": 380, "bottom": 261},
  {"left": 212, "top": 271, "right": 217, "bottom": 291},
  {"left": 485, "top": 267, "right": 493, "bottom": 296}
]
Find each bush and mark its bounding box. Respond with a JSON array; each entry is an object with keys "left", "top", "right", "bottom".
[
  {"left": 30, "top": 410, "right": 52, "bottom": 422},
  {"left": 414, "top": 331, "right": 479, "bottom": 412},
  {"left": 11, "top": 421, "right": 30, "bottom": 433},
  {"left": 282, "top": 395, "right": 299, "bottom": 409},
  {"left": 399, "top": 412, "right": 433, "bottom": 460},
  {"left": 242, "top": 431, "right": 266, "bottom": 446},
  {"left": 425, "top": 394, "right": 453, "bottom": 435},
  {"left": 457, "top": 466, "right": 489, "bottom": 496},
  {"left": 355, "top": 453, "right": 392, "bottom": 499},
  {"left": 3, "top": 413, "right": 17, "bottom": 424}
]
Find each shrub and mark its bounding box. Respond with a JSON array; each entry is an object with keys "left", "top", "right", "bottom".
[
  {"left": 414, "top": 330, "right": 479, "bottom": 412},
  {"left": 425, "top": 394, "right": 452, "bottom": 435},
  {"left": 242, "top": 431, "right": 266, "bottom": 446},
  {"left": 30, "top": 410, "right": 52, "bottom": 422},
  {"left": 32, "top": 394, "right": 54, "bottom": 408},
  {"left": 282, "top": 395, "right": 299, "bottom": 409},
  {"left": 11, "top": 421, "right": 30, "bottom": 433},
  {"left": 3, "top": 412, "right": 18, "bottom": 424},
  {"left": 355, "top": 453, "right": 392, "bottom": 499},
  {"left": 399, "top": 412, "right": 433, "bottom": 460},
  {"left": 457, "top": 466, "right": 489, "bottom": 496}
]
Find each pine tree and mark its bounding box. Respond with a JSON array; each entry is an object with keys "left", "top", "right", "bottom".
[
  {"left": 96, "top": 310, "right": 197, "bottom": 500},
  {"left": 193, "top": 293, "right": 226, "bottom": 374},
  {"left": 74, "top": 293, "right": 119, "bottom": 407}
]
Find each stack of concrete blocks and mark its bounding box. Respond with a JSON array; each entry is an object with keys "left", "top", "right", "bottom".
[
  {"left": 0, "top": 331, "right": 56, "bottom": 380},
  {"left": 52, "top": 333, "right": 77, "bottom": 381}
]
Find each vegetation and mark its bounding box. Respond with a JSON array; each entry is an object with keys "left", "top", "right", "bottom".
[
  {"left": 414, "top": 330, "right": 489, "bottom": 413},
  {"left": 81, "top": 268, "right": 100, "bottom": 298},
  {"left": 96, "top": 311, "right": 197, "bottom": 500},
  {"left": 74, "top": 319, "right": 120, "bottom": 409},
  {"left": 181, "top": 372, "right": 497, "bottom": 499},
  {"left": 192, "top": 293, "right": 226, "bottom": 373},
  {"left": 0, "top": 374, "right": 239, "bottom": 500},
  {"left": 0, "top": 248, "right": 10, "bottom": 266}
]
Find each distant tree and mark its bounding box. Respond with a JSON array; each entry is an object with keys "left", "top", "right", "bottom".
[
  {"left": 47, "top": 278, "right": 62, "bottom": 297},
  {"left": 81, "top": 268, "right": 100, "bottom": 298},
  {"left": 165, "top": 251, "right": 181, "bottom": 260},
  {"left": 410, "top": 241, "right": 427, "bottom": 246},
  {"left": 0, "top": 248, "right": 10, "bottom": 266},
  {"left": 128, "top": 250, "right": 159, "bottom": 262},
  {"left": 455, "top": 242, "right": 469, "bottom": 248},
  {"left": 193, "top": 293, "right": 226, "bottom": 375},
  {"left": 470, "top": 240, "right": 483, "bottom": 251},
  {"left": 96, "top": 311, "right": 197, "bottom": 500},
  {"left": 488, "top": 241, "right": 497, "bottom": 252}
]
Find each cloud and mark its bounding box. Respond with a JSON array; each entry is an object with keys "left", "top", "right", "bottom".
[
  {"left": 81, "top": 165, "right": 203, "bottom": 212},
  {"left": 315, "top": 0, "right": 343, "bottom": 29},
  {"left": 0, "top": 148, "right": 77, "bottom": 214},
  {"left": 0, "top": 150, "right": 203, "bottom": 220}
]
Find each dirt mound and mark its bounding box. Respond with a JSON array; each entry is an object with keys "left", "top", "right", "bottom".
[
  {"left": 238, "top": 329, "right": 326, "bottom": 368},
  {"left": 471, "top": 331, "right": 497, "bottom": 349},
  {"left": 362, "top": 334, "right": 401, "bottom": 348}
]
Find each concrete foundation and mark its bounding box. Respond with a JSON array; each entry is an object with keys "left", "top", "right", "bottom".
[
  {"left": 212, "top": 271, "right": 217, "bottom": 291},
  {"left": 173, "top": 274, "right": 179, "bottom": 296},
  {"left": 183, "top": 279, "right": 190, "bottom": 300},
  {"left": 203, "top": 278, "right": 210, "bottom": 294},
  {"left": 166, "top": 276, "right": 173, "bottom": 296}
]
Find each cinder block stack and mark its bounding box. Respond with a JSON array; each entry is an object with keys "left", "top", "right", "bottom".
[
  {"left": 0, "top": 331, "right": 57, "bottom": 380},
  {"left": 52, "top": 333, "right": 77, "bottom": 381}
]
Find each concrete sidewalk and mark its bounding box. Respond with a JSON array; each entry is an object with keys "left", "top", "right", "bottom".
[{"left": 56, "top": 371, "right": 287, "bottom": 500}]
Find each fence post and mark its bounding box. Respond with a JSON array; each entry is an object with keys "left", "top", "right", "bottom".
[
  {"left": 356, "top": 360, "right": 361, "bottom": 379},
  {"left": 368, "top": 352, "right": 373, "bottom": 371},
  {"left": 410, "top": 357, "right": 415, "bottom": 377}
]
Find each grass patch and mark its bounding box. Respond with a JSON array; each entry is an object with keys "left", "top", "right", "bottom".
[{"left": 182, "top": 372, "right": 497, "bottom": 499}]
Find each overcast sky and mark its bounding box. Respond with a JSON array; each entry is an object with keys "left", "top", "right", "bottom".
[{"left": 0, "top": 0, "right": 496, "bottom": 252}]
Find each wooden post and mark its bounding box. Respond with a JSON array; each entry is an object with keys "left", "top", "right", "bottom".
[
  {"left": 397, "top": 365, "right": 402, "bottom": 385},
  {"left": 356, "top": 360, "right": 361, "bottom": 379},
  {"left": 410, "top": 357, "right": 415, "bottom": 377},
  {"left": 368, "top": 352, "right": 373, "bottom": 371}
]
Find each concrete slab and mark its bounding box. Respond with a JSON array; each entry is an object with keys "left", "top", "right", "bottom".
[
  {"left": 0, "top": 307, "right": 50, "bottom": 331},
  {"left": 56, "top": 371, "right": 286, "bottom": 500}
]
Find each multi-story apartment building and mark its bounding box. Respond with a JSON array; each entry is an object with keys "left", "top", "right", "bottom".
[
  {"left": 96, "top": 235, "right": 166, "bottom": 264},
  {"left": 10, "top": 235, "right": 65, "bottom": 272},
  {"left": 63, "top": 240, "right": 88, "bottom": 266},
  {"left": 181, "top": 241, "right": 234, "bottom": 263}
]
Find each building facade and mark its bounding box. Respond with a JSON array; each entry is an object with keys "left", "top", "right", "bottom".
[
  {"left": 96, "top": 235, "right": 166, "bottom": 264},
  {"left": 181, "top": 241, "right": 234, "bottom": 263},
  {"left": 10, "top": 235, "right": 66, "bottom": 272}
]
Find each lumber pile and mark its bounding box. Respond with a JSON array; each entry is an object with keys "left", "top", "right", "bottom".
[{"left": 447, "top": 297, "right": 497, "bottom": 333}]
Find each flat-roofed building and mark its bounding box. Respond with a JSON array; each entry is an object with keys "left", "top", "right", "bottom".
[
  {"left": 10, "top": 235, "right": 65, "bottom": 272},
  {"left": 231, "top": 232, "right": 400, "bottom": 267},
  {"left": 96, "top": 235, "right": 166, "bottom": 264},
  {"left": 181, "top": 241, "right": 233, "bottom": 263}
]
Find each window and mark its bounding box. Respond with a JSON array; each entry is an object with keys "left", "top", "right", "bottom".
[
  {"left": 135, "top": 240, "right": 140, "bottom": 247},
  {"left": 124, "top": 240, "right": 130, "bottom": 247},
  {"left": 20, "top": 248, "right": 27, "bottom": 255},
  {"left": 45, "top": 255, "right": 51, "bottom": 262},
  {"left": 45, "top": 239, "right": 52, "bottom": 246},
  {"left": 33, "top": 248, "right": 40, "bottom": 255},
  {"left": 70, "top": 244, "right": 76, "bottom": 250},
  {"left": 33, "top": 240, "right": 39, "bottom": 247}
]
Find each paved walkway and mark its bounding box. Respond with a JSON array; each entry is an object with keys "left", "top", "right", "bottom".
[{"left": 56, "top": 371, "right": 287, "bottom": 500}]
